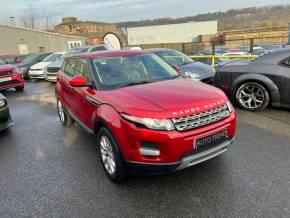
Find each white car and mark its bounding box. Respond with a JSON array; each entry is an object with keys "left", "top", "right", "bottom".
[{"left": 28, "top": 52, "right": 65, "bottom": 79}]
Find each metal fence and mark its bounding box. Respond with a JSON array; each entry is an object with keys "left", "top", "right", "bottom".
[{"left": 134, "top": 35, "right": 289, "bottom": 55}]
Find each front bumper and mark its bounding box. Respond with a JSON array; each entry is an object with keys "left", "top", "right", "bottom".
[
  {"left": 28, "top": 70, "right": 44, "bottom": 79},
  {"left": 44, "top": 73, "right": 57, "bottom": 82},
  {"left": 0, "top": 74, "right": 25, "bottom": 90},
  {"left": 126, "top": 138, "right": 234, "bottom": 174},
  {"left": 0, "top": 107, "right": 14, "bottom": 131},
  {"left": 115, "top": 111, "right": 236, "bottom": 169}
]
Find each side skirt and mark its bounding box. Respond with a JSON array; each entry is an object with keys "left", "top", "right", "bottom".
[{"left": 66, "top": 109, "right": 94, "bottom": 135}]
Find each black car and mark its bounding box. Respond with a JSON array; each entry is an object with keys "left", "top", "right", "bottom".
[
  {"left": 146, "top": 48, "right": 215, "bottom": 83},
  {"left": 0, "top": 94, "right": 14, "bottom": 131},
  {"left": 15, "top": 53, "right": 51, "bottom": 79},
  {"left": 214, "top": 48, "right": 290, "bottom": 111}
]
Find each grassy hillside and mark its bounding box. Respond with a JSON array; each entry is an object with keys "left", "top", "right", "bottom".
[{"left": 117, "top": 5, "right": 290, "bottom": 31}]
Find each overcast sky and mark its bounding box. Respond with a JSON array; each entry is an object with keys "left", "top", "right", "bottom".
[{"left": 1, "top": 0, "right": 290, "bottom": 23}]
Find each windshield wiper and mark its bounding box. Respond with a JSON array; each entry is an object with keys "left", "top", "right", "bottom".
[{"left": 116, "top": 80, "right": 155, "bottom": 89}]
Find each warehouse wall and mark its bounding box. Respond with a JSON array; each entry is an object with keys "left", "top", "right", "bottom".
[
  {"left": 0, "top": 25, "right": 86, "bottom": 54},
  {"left": 127, "top": 21, "right": 217, "bottom": 45}
]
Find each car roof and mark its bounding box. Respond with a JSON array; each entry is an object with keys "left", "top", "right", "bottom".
[
  {"left": 69, "top": 50, "right": 151, "bottom": 59},
  {"left": 145, "top": 48, "right": 175, "bottom": 52},
  {"left": 0, "top": 54, "right": 18, "bottom": 58},
  {"left": 252, "top": 48, "right": 290, "bottom": 64}
]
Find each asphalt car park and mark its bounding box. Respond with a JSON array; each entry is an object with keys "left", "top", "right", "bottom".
[{"left": 0, "top": 80, "right": 289, "bottom": 217}]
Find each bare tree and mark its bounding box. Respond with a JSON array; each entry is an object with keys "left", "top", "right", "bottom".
[
  {"left": 42, "top": 9, "right": 56, "bottom": 30},
  {"left": 19, "top": 6, "right": 40, "bottom": 30}
]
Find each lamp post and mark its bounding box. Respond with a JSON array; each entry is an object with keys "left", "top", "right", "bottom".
[{"left": 9, "top": 16, "right": 16, "bottom": 27}]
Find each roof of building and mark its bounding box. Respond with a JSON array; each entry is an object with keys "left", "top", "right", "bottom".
[
  {"left": 0, "top": 25, "right": 85, "bottom": 39},
  {"left": 55, "top": 20, "right": 115, "bottom": 27}
]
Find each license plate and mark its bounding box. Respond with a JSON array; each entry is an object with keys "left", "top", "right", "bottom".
[
  {"left": 194, "top": 129, "right": 228, "bottom": 152},
  {"left": 47, "top": 76, "right": 55, "bottom": 80},
  {"left": 0, "top": 77, "right": 11, "bottom": 82}
]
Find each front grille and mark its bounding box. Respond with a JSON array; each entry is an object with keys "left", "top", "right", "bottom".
[
  {"left": 0, "top": 70, "right": 12, "bottom": 76},
  {"left": 0, "top": 80, "right": 19, "bottom": 88},
  {"left": 47, "top": 67, "right": 59, "bottom": 73},
  {"left": 172, "top": 104, "right": 230, "bottom": 131}
]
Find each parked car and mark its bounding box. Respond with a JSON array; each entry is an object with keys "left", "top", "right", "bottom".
[
  {"left": 28, "top": 52, "right": 65, "bottom": 79},
  {"left": 0, "top": 93, "right": 14, "bottom": 131},
  {"left": 15, "top": 53, "right": 51, "bottom": 79},
  {"left": 87, "top": 44, "right": 108, "bottom": 52},
  {"left": 45, "top": 45, "right": 108, "bottom": 82},
  {"left": 0, "top": 59, "right": 24, "bottom": 92},
  {"left": 214, "top": 48, "right": 290, "bottom": 111},
  {"left": 146, "top": 48, "right": 215, "bottom": 83},
  {"left": 55, "top": 50, "right": 236, "bottom": 182},
  {"left": 0, "top": 54, "right": 28, "bottom": 64}
]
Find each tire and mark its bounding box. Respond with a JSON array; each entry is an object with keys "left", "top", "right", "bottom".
[
  {"left": 235, "top": 82, "right": 269, "bottom": 111},
  {"left": 97, "top": 127, "right": 126, "bottom": 183},
  {"left": 57, "top": 99, "right": 74, "bottom": 126},
  {"left": 15, "top": 86, "right": 24, "bottom": 92}
]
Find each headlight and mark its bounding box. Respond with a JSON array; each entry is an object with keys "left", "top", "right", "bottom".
[
  {"left": 121, "top": 114, "right": 175, "bottom": 131},
  {"left": 0, "top": 99, "right": 6, "bottom": 107},
  {"left": 226, "top": 101, "right": 234, "bottom": 113},
  {"left": 18, "top": 67, "right": 27, "bottom": 74},
  {"left": 185, "top": 72, "right": 201, "bottom": 81}
]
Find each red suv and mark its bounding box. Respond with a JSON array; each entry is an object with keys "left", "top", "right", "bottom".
[
  {"left": 56, "top": 51, "right": 236, "bottom": 182},
  {"left": 0, "top": 59, "right": 24, "bottom": 91}
]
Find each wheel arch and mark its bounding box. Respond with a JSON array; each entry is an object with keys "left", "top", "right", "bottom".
[{"left": 230, "top": 73, "right": 280, "bottom": 105}]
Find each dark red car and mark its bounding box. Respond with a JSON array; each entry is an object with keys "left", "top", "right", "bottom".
[
  {"left": 0, "top": 59, "right": 24, "bottom": 91},
  {"left": 0, "top": 54, "right": 27, "bottom": 64},
  {"left": 56, "top": 51, "right": 236, "bottom": 182}
]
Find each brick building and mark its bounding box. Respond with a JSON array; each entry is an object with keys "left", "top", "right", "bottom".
[{"left": 54, "top": 17, "right": 119, "bottom": 45}]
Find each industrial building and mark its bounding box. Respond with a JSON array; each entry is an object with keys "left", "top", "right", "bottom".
[
  {"left": 0, "top": 25, "right": 85, "bottom": 54},
  {"left": 126, "top": 21, "right": 218, "bottom": 45},
  {"left": 54, "top": 17, "right": 119, "bottom": 45}
]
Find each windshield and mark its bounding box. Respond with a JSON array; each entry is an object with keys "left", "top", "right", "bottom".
[
  {"left": 93, "top": 54, "right": 179, "bottom": 89},
  {"left": 23, "top": 54, "right": 40, "bottom": 63},
  {"left": 156, "top": 50, "right": 193, "bottom": 66},
  {"left": 43, "top": 53, "right": 62, "bottom": 62},
  {"left": 0, "top": 59, "right": 5, "bottom": 66},
  {"left": 0, "top": 57, "right": 15, "bottom": 64}
]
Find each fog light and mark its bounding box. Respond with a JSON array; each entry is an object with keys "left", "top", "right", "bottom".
[{"left": 140, "top": 141, "right": 160, "bottom": 156}]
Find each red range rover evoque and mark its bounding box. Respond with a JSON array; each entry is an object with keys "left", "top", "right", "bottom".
[
  {"left": 56, "top": 50, "right": 236, "bottom": 182},
  {"left": 0, "top": 59, "right": 24, "bottom": 91}
]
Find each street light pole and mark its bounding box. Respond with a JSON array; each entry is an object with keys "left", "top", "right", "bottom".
[{"left": 10, "top": 16, "right": 16, "bottom": 27}]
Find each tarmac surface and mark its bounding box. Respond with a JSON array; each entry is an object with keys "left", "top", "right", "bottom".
[{"left": 0, "top": 80, "right": 289, "bottom": 217}]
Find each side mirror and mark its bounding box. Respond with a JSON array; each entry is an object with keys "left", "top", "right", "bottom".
[
  {"left": 171, "top": 65, "right": 181, "bottom": 72},
  {"left": 69, "top": 75, "right": 91, "bottom": 87}
]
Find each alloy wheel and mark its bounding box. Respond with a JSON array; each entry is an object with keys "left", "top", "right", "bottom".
[
  {"left": 236, "top": 83, "right": 265, "bottom": 110},
  {"left": 57, "top": 100, "right": 65, "bottom": 123},
  {"left": 100, "top": 135, "right": 116, "bottom": 175}
]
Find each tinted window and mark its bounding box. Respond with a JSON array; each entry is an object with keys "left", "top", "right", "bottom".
[
  {"left": 90, "top": 46, "right": 107, "bottom": 52},
  {"left": 155, "top": 50, "right": 193, "bottom": 66}
]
